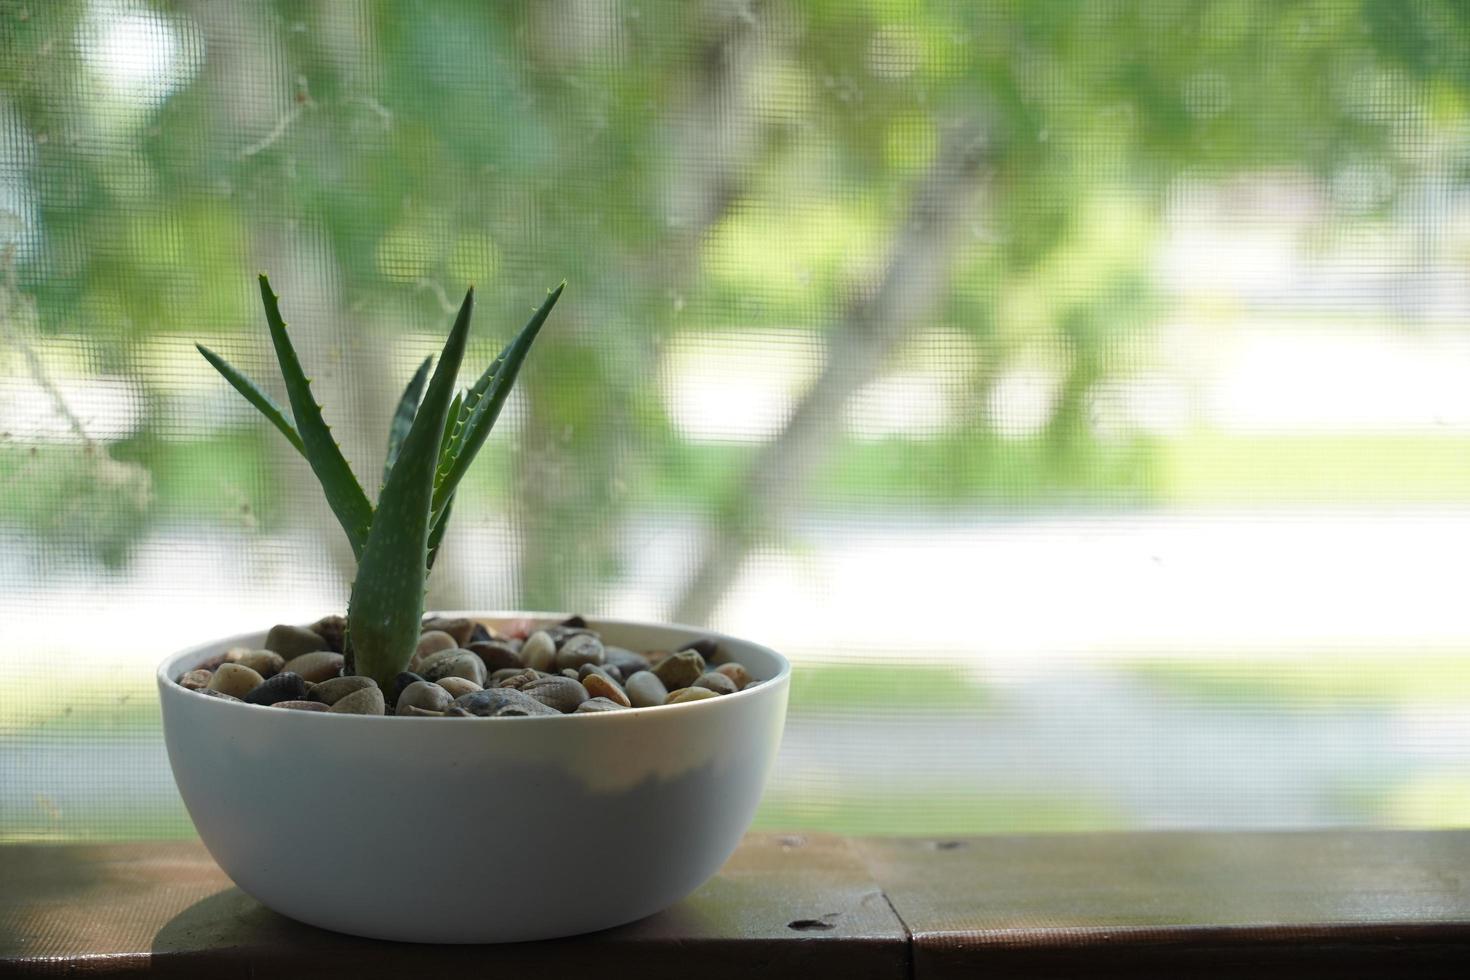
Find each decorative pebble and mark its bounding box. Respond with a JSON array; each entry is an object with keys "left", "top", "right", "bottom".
[
  {"left": 310, "top": 675, "right": 378, "bottom": 706},
  {"left": 583, "top": 673, "right": 631, "bottom": 707},
  {"left": 653, "top": 651, "right": 705, "bottom": 691},
  {"left": 396, "top": 680, "right": 452, "bottom": 715},
  {"left": 519, "top": 630, "right": 556, "bottom": 671},
  {"left": 666, "top": 686, "right": 719, "bottom": 705},
  {"left": 560, "top": 668, "right": 580, "bottom": 679},
  {"left": 244, "top": 671, "right": 307, "bottom": 706},
  {"left": 402, "top": 705, "right": 446, "bottom": 717},
  {"left": 466, "top": 641, "right": 521, "bottom": 672},
  {"left": 679, "top": 637, "right": 720, "bottom": 662},
  {"left": 235, "top": 649, "right": 285, "bottom": 678},
  {"left": 179, "top": 669, "right": 213, "bottom": 691},
  {"left": 715, "top": 663, "right": 753, "bottom": 689},
  {"left": 453, "top": 687, "right": 558, "bottom": 717},
  {"left": 436, "top": 676, "right": 482, "bottom": 698},
  {"left": 577, "top": 663, "right": 622, "bottom": 685},
  {"left": 693, "top": 672, "right": 738, "bottom": 696},
  {"left": 200, "top": 688, "right": 242, "bottom": 702},
  {"left": 467, "top": 621, "right": 499, "bottom": 644},
  {"left": 413, "top": 630, "right": 459, "bottom": 665},
  {"left": 329, "top": 687, "right": 386, "bottom": 715},
  {"left": 445, "top": 705, "right": 474, "bottom": 717},
  {"left": 282, "top": 651, "right": 345, "bottom": 683},
  {"left": 575, "top": 697, "right": 626, "bottom": 713},
  {"left": 491, "top": 667, "right": 538, "bottom": 687},
  {"left": 273, "top": 700, "right": 328, "bottom": 712},
  {"left": 422, "top": 617, "right": 475, "bottom": 647},
  {"left": 523, "top": 675, "right": 590, "bottom": 713},
  {"left": 393, "top": 672, "right": 427, "bottom": 700},
  {"left": 207, "top": 662, "right": 264, "bottom": 699},
  {"left": 264, "top": 624, "right": 329, "bottom": 657},
  {"left": 554, "top": 633, "right": 605, "bottom": 671},
  {"left": 309, "top": 615, "right": 346, "bottom": 653},
  {"left": 625, "top": 671, "right": 668, "bottom": 708},
  {"left": 420, "top": 651, "right": 487, "bottom": 686},
  {"left": 604, "top": 646, "right": 650, "bottom": 679}
]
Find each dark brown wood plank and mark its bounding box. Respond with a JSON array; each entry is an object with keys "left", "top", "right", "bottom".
[
  {"left": 857, "top": 830, "right": 1470, "bottom": 979},
  {"left": 0, "top": 833, "right": 907, "bottom": 979}
]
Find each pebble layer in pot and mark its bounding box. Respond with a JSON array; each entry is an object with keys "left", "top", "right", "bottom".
[{"left": 159, "top": 278, "right": 790, "bottom": 943}]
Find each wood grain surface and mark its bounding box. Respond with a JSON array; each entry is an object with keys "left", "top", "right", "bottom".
[{"left": 4, "top": 830, "right": 1470, "bottom": 978}]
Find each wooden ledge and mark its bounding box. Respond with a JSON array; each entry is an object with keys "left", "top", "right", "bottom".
[{"left": 4, "top": 830, "right": 1470, "bottom": 978}]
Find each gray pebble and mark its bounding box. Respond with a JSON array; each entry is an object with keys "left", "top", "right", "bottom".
[
  {"left": 273, "top": 700, "right": 328, "bottom": 712},
  {"left": 715, "top": 663, "right": 753, "bottom": 689},
  {"left": 310, "top": 675, "right": 378, "bottom": 706},
  {"left": 520, "top": 630, "right": 556, "bottom": 671},
  {"left": 329, "top": 686, "right": 386, "bottom": 715},
  {"left": 420, "top": 651, "right": 487, "bottom": 686},
  {"left": 445, "top": 705, "right": 474, "bottom": 717},
  {"left": 207, "top": 662, "right": 264, "bottom": 699},
  {"left": 574, "top": 697, "right": 627, "bottom": 713},
  {"left": 679, "top": 637, "right": 720, "bottom": 662},
  {"left": 560, "top": 668, "right": 580, "bottom": 679},
  {"left": 554, "top": 633, "right": 605, "bottom": 671},
  {"left": 396, "top": 680, "right": 452, "bottom": 715},
  {"left": 652, "top": 650, "right": 705, "bottom": 691},
  {"left": 466, "top": 641, "right": 522, "bottom": 672},
  {"left": 282, "top": 651, "right": 345, "bottom": 683},
  {"left": 522, "top": 675, "right": 590, "bottom": 713},
  {"left": 234, "top": 649, "right": 285, "bottom": 678},
  {"left": 583, "top": 673, "right": 631, "bottom": 707},
  {"left": 393, "top": 672, "right": 427, "bottom": 700},
  {"left": 244, "top": 671, "right": 307, "bottom": 706},
  {"left": 692, "top": 672, "right": 738, "bottom": 696},
  {"left": 604, "top": 646, "right": 651, "bottom": 679},
  {"left": 453, "top": 687, "right": 558, "bottom": 718},
  {"left": 179, "top": 669, "right": 212, "bottom": 691},
  {"left": 436, "top": 676, "right": 482, "bottom": 698},
  {"left": 264, "top": 624, "right": 329, "bottom": 657},
  {"left": 421, "top": 617, "right": 475, "bottom": 647},
  {"left": 666, "top": 687, "right": 719, "bottom": 705},
  {"left": 491, "top": 667, "right": 537, "bottom": 687},
  {"left": 411, "top": 630, "right": 458, "bottom": 670},
  {"left": 578, "top": 663, "right": 622, "bottom": 684},
  {"left": 625, "top": 671, "right": 668, "bottom": 709}
]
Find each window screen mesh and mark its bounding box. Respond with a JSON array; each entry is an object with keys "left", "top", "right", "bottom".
[{"left": 5, "top": 0, "right": 1470, "bottom": 842}]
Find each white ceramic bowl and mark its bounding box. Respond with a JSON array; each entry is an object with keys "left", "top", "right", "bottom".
[{"left": 156, "top": 614, "right": 790, "bottom": 943}]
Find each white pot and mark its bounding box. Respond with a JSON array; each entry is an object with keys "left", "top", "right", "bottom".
[{"left": 156, "top": 614, "right": 790, "bottom": 943}]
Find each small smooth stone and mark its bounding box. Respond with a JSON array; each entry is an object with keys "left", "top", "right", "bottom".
[
  {"left": 445, "top": 706, "right": 474, "bottom": 717},
  {"left": 282, "top": 651, "right": 345, "bottom": 684},
  {"left": 207, "top": 662, "right": 264, "bottom": 699},
  {"left": 554, "top": 633, "right": 605, "bottom": 671},
  {"left": 179, "top": 669, "right": 212, "bottom": 691},
  {"left": 422, "top": 617, "right": 475, "bottom": 647},
  {"left": 578, "top": 663, "right": 621, "bottom": 684},
  {"left": 652, "top": 651, "right": 705, "bottom": 692},
  {"left": 468, "top": 621, "right": 498, "bottom": 644},
  {"left": 666, "top": 686, "right": 719, "bottom": 705},
  {"left": 604, "top": 646, "right": 650, "bottom": 679},
  {"left": 330, "top": 687, "right": 386, "bottom": 715},
  {"left": 436, "top": 676, "right": 482, "bottom": 698},
  {"left": 625, "top": 671, "right": 668, "bottom": 708},
  {"left": 454, "top": 687, "right": 558, "bottom": 718},
  {"left": 309, "top": 615, "right": 346, "bottom": 653},
  {"left": 274, "top": 700, "right": 328, "bottom": 712},
  {"left": 200, "top": 688, "right": 242, "bottom": 702},
  {"left": 244, "top": 671, "right": 307, "bottom": 706},
  {"left": 519, "top": 630, "right": 556, "bottom": 671},
  {"left": 396, "top": 680, "right": 451, "bottom": 715},
  {"left": 583, "top": 673, "right": 631, "bottom": 707},
  {"left": 413, "top": 630, "right": 458, "bottom": 664},
  {"left": 523, "top": 676, "right": 590, "bottom": 713},
  {"left": 393, "top": 672, "right": 427, "bottom": 700},
  {"left": 421, "top": 651, "right": 487, "bottom": 686},
  {"left": 715, "top": 663, "right": 754, "bottom": 689},
  {"left": 402, "top": 705, "right": 446, "bottom": 717},
  {"left": 679, "top": 637, "right": 720, "bottom": 662},
  {"left": 560, "top": 668, "right": 580, "bottom": 679},
  {"left": 310, "top": 675, "right": 377, "bottom": 706},
  {"left": 491, "top": 667, "right": 536, "bottom": 687},
  {"left": 561, "top": 614, "right": 588, "bottom": 629},
  {"left": 197, "top": 653, "right": 231, "bottom": 672},
  {"left": 235, "top": 650, "right": 285, "bottom": 678},
  {"left": 575, "top": 697, "right": 626, "bottom": 713},
  {"left": 693, "top": 672, "right": 737, "bottom": 696},
  {"left": 264, "top": 624, "right": 329, "bottom": 657},
  {"left": 467, "top": 641, "right": 522, "bottom": 672}
]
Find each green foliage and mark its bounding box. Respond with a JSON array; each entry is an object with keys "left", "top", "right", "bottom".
[{"left": 199, "top": 278, "right": 562, "bottom": 691}]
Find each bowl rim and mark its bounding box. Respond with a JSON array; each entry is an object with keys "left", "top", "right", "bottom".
[{"left": 157, "top": 611, "right": 790, "bottom": 724}]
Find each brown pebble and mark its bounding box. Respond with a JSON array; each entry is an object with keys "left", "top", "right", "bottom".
[
  {"left": 583, "top": 673, "right": 631, "bottom": 707},
  {"left": 308, "top": 675, "right": 377, "bottom": 706},
  {"left": 436, "top": 676, "right": 482, "bottom": 698},
  {"left": 273, "top": 700, "right": 328, "bottom": 712},
  {"left": 264, "top": 624, "right": 329, "bottom": 657},
  {"left": 282, "top": 651, "right": 345, "bottom": 683},
  {"left": 523, "top": 675, "right": 590, "bottom": 713},
  {"left": 665, "top": 687, "right": 719, "bottom": 705},
  {"left": 200, "top": 688, "right": 242, "bottom": 702},
  {"left": 207, "top": 662, "right": 264, "bottom": 699},
  {"left": 330, "top": 687, "right": 386, "bottom": 715},
  {"left": 574, "top": 697, "right": 626, "bottom": 713},
  {"left": 653, "top": 651, "right": 705, "bottom": 691},
  {"left": 715, "top": 663, "right": 753, "bottom": 689},
  {"left": 491, "top": 667, "right": 537, "bottom": 687},
  {"left": 467, "top": 641, "right": 522, "bottom": 672},
  {"left": 422, "top": 617, "right": 475, "bottom": 648},
  {"left": 413, "top": 630, "right": 458, "bottom": 664},
  {"left": 309, "top": 615, "right": 346, "bottom": 653},
  {"left": 235, "top": 649, "right": 286, "bottom": 678},
  {"left": 179, "top": 669, "right": 213, "bottom": 691},
  {"left": 693, "top": 672, "right": 738, "bottom": 696}
]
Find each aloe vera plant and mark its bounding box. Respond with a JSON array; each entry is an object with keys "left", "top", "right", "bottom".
[{"left": 198, "top": 275, "right": 563, "bottom": 692}]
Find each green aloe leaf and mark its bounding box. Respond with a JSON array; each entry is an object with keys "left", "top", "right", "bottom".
[
  {"left": 426, "top": 491, "right": 455, "bottom": 572},
  {"left": 431, "top": 282, "right": 563, "bottom": 515},
  {"left": 348, "top": 287, "right": 474, "bottom": 690},
  {"left": 257, "top": 275, "right": 374, "bottom": 558},
  {"left": 383, "top": 356, "right": 432, "bottom": 487},
  {"left": 195, "top": 344, "right": 305, "bottom": 456}
]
